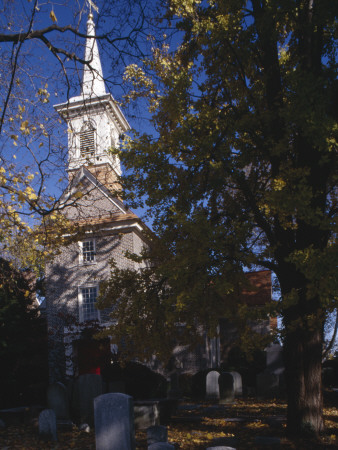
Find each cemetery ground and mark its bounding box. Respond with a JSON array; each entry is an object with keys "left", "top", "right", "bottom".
[{"left": 0, "top": 397, "right": 337, "bottom": 449}]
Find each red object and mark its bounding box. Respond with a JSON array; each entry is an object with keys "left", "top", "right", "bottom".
[{"left": 77, "top": 339, "right": 110, "bottom": 375}]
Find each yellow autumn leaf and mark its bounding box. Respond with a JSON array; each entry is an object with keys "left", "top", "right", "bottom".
[
  {"left": 50, "top": 9, "right": 57, "bottom": 22},
  {"left": 20, "top": 120, "right": 28, "bottom": 131}
]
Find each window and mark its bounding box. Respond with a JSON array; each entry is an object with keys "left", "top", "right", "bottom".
[
  {"left": 79, "top": 286, "right": 100, "bottom": 322},
  {"left": 80, "top": 239, "right": 96, "bottom": 264},
  {"left": 80, "top": 122, "right": 95, "bottom": 157}
]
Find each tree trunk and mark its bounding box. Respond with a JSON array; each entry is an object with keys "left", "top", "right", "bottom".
[{"left": 283, "top": 316, "right": 324, "bottom": 436}]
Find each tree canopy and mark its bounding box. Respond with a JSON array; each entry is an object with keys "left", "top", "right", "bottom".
[
  {"left": 98, "top": 0, "right": 338, "bottom": 436},
  {"left": 0, "top": 257, "right": 48, "bottom": 407},
  {"left": 0, "top": 0, "right": 159, "bottom": 270}
]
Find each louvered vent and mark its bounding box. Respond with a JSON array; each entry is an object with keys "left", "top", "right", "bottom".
[{"left": 80, "top": 128, "right": 95, "bottom": 157}]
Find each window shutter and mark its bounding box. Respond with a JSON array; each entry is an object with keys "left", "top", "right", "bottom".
[{"left": 80, "top": 125, "right": 95, "bottom": 156}]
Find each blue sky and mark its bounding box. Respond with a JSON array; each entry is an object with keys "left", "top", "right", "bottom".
[{"left": 0, "top": 0, "right": 162, "bottom": 227}]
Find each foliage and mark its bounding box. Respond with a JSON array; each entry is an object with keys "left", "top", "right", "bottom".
[
  {"left": 99, "top": 0, "right": 337, "bottom": 436},
  {"left": 0, "top": 258, "right": 48, "bottom": 407},
  {"left": 0, "top": 0, "right": 159, "bottom": 273},
  {"left": 1, "top": 399, "right": 338, "bottom": 448}
]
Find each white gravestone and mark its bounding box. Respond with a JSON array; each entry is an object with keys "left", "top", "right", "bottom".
[
  {"left": 206, "top": 371, "right": 220, "bottom": 400},
  {"left": 230, "top": 371, "right": 242, "bottom": 396},
  {"left": 94, "top": 393, "right": 135, "bottom": 450}
]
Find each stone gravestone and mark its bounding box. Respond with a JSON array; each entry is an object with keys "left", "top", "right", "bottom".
[
  {"left": 256, "top": 371, "right": 279, "bottom": 397},
  {"left": 94, "top": 393, "right": 135, "bottom": 450},
  {"left": 134, "top": 401, "right": 160, "bottom": 429},
  {"left": 206, "top": 447, "right": 236, "bottom": 450},
  {"left": 219, "top": 372, "right": 235, "bottom": 404},
  {"left": 73, "top": 374, "right": 102, "bottom": 425},
  {"left": 47, "top": 382, "right": 70, "bottom": 420},
  {"left": 230, "top": 371, "right": 242, "bottom": 397},
  {"left": 266, "top": 344, "right": 284, "bottom": 375},
  {"left": 147, "top": 425, "right": 168, "bottom": 445},
  {"left": 148, "top": 443, "right": 175, "bottom": 450},
  {"left": 206, "top": 371, "right": 220, "bottom": 400},
  {"left": 39, "top": 409, "right": 57, "bottom": 442}
]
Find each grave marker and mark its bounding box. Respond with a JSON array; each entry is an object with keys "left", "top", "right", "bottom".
[
  {"left": 206, "top": 371, "right": 220, "bottom": 400},
  {"left": 94, "top": 393, "right": 135, "bottom": 450},
  {"left": 47, "top": 382, "right": 70, "bottom": 419},
  {"left": 39, "top": 409, "right": 57, "bottom": 442},
  {"left": 147, "top": 425, "right": 168, "bottom": 445},
  {"left": 219, "top": 372, "right": 235, "bottom": 404}
]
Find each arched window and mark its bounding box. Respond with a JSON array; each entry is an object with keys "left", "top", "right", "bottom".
[{"left": 80, "top": 122, "right": 95, "bottom": 157}]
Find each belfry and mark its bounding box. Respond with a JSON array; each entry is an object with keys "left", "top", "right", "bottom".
[{"left": 54, "top": 13, "right": 129, "bottom": 192}]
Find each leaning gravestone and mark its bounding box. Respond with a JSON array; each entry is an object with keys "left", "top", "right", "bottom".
[
  {"left": 73, "top": 374, "right": 102, "bottom": 425},
  {"left": 94, "top": 393, "right": 135, "bottom": 450},
  {"left": 39, "top": 409, "right": 57, "bottom": 442},
  {"left": 206, "top": 371, "right": 220, "bottom": 400},
  {"left": 219, "top": 372, "right": 235, "bottom": 404},
  {"left": 147, "top": 425, "right": 168, "bottom": 445},
  {"left": 47, "top": 382, "right": 70, "bottom": 420},
  {"left": 230, "top": 371, "right": 242, "bottom": 397}
]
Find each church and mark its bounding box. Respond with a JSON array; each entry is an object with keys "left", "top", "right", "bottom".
[{"left": 45, "top": 13, "right": 273, "bottom": 384}]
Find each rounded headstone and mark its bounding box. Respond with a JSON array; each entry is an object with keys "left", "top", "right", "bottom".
[
  {"left": 73, "top": 374, "right": 102, "bottom": 425},
  {"left": 219, "top": 372, "right": 235, "bottom": 403},
  {"left": 94, "top": 393, "right": 134, "bottom": 450},
  {"left": 230, "top": 371, "right": 242, "bottom": 396},
  {"left": 206, "top": 370, "right": 220, "bottom": 400},
  {"left": 47, "top": 382, "right": 70, "bottom": 419},
  {"left": 38, "top": 409, "right": 57, "bottom": 442}
]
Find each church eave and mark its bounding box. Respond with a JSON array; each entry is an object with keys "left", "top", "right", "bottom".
[{"left": 54, "top": 94, "right": 130, "bottom": 134}]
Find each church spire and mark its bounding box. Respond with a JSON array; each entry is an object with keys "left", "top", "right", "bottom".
[
  {"left": 54, "top": 11, "right": 130, "bottom": 189},
  {"left": 82, "top": 13, "right": 106, "bottom": 98}
]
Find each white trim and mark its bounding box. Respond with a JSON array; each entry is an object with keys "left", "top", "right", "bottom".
[
  {"left": 100, "top": 222, "right": 144, "bottom": 232},
  {"left": 79, "top": 238, "right": 96, "bottom": 264},
  {"left": 62, "top": 221, "right": 144, "bottom": 239},
  {"left": 60, "top": 166, "right": 126, "bottom": 214}
]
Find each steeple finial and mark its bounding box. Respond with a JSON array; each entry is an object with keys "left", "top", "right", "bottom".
[{"left": 82, "top": 8, "right": 106, "bottom": 98}]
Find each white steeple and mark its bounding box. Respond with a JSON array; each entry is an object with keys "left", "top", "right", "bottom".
[
  {"left": 54, "top": 12, "right": 130, "bottom": 189},
  {"left": 82, "top": 13, "right": 106, "bottom": 98}
]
